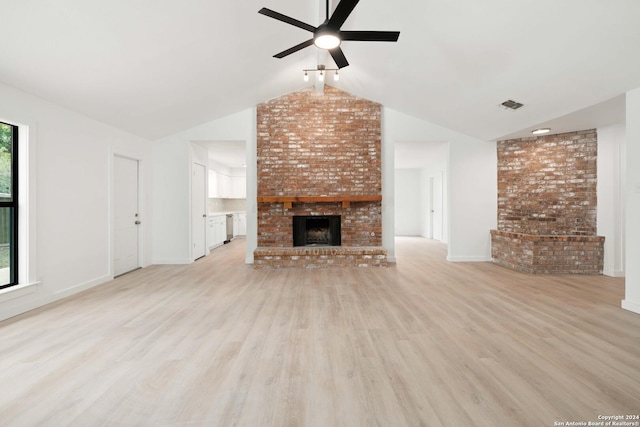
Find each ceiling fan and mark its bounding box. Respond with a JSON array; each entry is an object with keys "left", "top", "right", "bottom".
[{"left": 258, "top": 0, "right": 400, "bottom": 69}]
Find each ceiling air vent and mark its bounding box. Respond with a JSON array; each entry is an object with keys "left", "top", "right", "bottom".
[{"left": 500, "top": 99, "right": 524, "bottom": 110}]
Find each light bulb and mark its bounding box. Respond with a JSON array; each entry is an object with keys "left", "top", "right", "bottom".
[
  {"left": 334, "top": 70, "right": 339, "bottom": 81},
  {"left": 303, "top": 71, "right": 309, "bottom": 82},
  {"left": 314, "top": 25, "right": 341, "bottom": 50},
  {"left": 314, "top": 34, "right": 341, "bottom": 50},
  {"left": 319, "top": 71, "right": 324, "bottom": 82}
]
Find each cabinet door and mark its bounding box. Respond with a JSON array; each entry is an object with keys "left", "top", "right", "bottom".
[
  {"left": 209, "top": 216, "right": 227, "bottom": 247},
  {"left": 231, "top": 176, "right": 246, "bottom": 198},
  {"left": 207, "top": 218, "right": 215, "bottom": 247},
  {"left": 216, "top": 219, "right": 226, "bottom": 243},
  {"left": 218, "top": 174, "right": 230, "bottom": 198},
  {"left": 208, "top": 170, "right": 219, "bottom": 198},
  {"left": 232, "top": 214, "right": 237, "bottom": 237},
  {"left": 238, "top": 214, "right": 247, "bottom": 235}
]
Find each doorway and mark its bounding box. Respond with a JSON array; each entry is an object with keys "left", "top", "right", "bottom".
[
  {"left": 192, "top": 163, "right": 207, "bottom": 260},
  {"left": 114, "top": 156, "right": 140, "bottom": 277},
  {"left": 429, "top": 173, "right": 444, "bottom": 241}
]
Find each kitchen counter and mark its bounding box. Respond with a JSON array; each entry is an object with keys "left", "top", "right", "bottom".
[{"left": 208, "top": 211, "right": 246, "bottom": 217}]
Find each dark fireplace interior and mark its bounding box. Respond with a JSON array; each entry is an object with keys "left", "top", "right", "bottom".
[{"left": 293, "top": 216, "right": 341, "bottom": 247}]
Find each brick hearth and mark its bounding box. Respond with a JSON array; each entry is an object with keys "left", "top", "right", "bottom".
[
  {"left": 490, "top": 230, "right": 604, "bottom": 274},
  {"left": 254, "top": 246, "right": 387, "bottom": 269}
]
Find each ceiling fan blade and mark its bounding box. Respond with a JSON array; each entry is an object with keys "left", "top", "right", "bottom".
[
  {"left": 258, "top": 8, "right": 317, "bottom": 33},
  {"left": 340, "top": 31, "right": 400, "bottom": 42},
  {"left": 328, "top": 0, "right": 360, "bottom": 29},
  {"left": 329, "top": 47, "right": 349, "bottom": 69},
  {"left": 273, "top": 39, "right": 315, "bottom": 58}
]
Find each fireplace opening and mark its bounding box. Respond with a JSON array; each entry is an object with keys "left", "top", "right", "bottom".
[{"left": 293, "top": 216, "right": 341, "bottom": 247}]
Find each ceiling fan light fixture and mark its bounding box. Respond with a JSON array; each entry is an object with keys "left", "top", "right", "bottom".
[
  {"left": 314, "top": 26, "right": 341, "bottom": 50},
  {"left": 259, "top": 0, "right": 400, "bottom": 68},
  {"left": 314, "top": 33, "right": 341, "bottom": 50}
]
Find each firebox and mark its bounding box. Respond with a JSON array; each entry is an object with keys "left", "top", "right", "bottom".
[{"left": 293, "top": 216, "right": 341, "bottom": 247}]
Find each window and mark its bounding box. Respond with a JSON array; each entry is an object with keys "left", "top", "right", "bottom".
[{"left": 0, "top": 121, "right": 17, "bottom": 289}]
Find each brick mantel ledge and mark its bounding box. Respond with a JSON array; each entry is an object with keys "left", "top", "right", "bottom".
[{"left": 257, "top": 195, "right": 382, "bottom": 209}]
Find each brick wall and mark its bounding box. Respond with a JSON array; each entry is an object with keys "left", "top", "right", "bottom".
[
  {"left": 255, "top": 85, "right": 384, "bottom": 266},
  {"left": 257, "top": 85, "right": 381, "bottom": 197},
  {"left": 497, "top": 129, "right": 598, "bottom": 235},
  {"left": 492, "top": 129, "right": 603, "bottom": 274}
]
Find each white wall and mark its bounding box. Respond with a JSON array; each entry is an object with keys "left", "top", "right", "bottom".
[
  {"left": 394, "top": 169, "right": 421, "bottom": 235},
  {"left": 597, "top": 123, "right": 626, "bottom": 277},
  {"left": 383, "top": 108, "right": 497, "bottom": 262},
  {"left": 447, "top": 139, "right": 497, "bottom": 261},
  {"left": 151, "top": 138, "right": 190, "bottom": 264},
  {"left": 0, "top": 82, "right": 153, "bottom": 322},
  {"left": 152, "top": 108, "right": 256, "bottom": 264},
  {"left": 623, "top": 88, "right": 640, "bottom": 314}
]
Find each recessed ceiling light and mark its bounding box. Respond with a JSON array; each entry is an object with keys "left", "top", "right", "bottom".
[{"left": 532, "top": 128, "right": 551, "bottom": 135}]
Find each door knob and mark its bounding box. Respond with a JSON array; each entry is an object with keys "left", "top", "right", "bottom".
[{"left": 135, "top": 220, "right": 141, "bottom": 225}]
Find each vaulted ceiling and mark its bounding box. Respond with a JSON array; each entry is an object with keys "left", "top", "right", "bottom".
[{"left": 1, "top": 0, "right": 639, "bottom": 141}]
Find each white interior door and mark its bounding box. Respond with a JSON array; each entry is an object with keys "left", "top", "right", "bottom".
[
  {"left": 428, "top": 177, "right": 435, "bottom": 239},
  {"left": 432, "top": 173, "right": 444, "bottom": 241},
  {"left": 114, "top": 156, "right": 140, "bottom": 276},
  {"left": 192, "top": 163, "right": 207, "bottom": 260}
]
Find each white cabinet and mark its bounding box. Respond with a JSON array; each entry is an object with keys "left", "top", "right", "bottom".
[
  {"left": 240, "top": 213, "right": 247, "bottom": 235},
  {"left": 234, "top": 213, "right": 246, "bottom": 236},
  {"left": 231, "top": 176, "right": 246, "bottom": 199},
  {"left": 219, "top": 174, "right": 232, "bottom": 198},
  {"left": 208, "top": 169, "right": 246, "bottom": 199},
  {"left": 208, "top": 170, "right": 219, "bottom": 198},
  {"left": 207, "top": 216, "right": 215, "bottom": 245},
  {"left": 208, "top": 215, "right": 226, "bottom": 248}
]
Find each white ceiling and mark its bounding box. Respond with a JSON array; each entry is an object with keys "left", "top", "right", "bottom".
[{"left": 1, "top": 0, "right": 639, "bottom": 142}]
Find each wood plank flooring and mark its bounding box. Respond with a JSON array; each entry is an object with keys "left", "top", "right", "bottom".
[{"left": 1, "top": 237, "right": 639, "bottom": 426}]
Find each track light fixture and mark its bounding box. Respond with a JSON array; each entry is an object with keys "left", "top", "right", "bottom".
[{"left": 303, "top": 64, "right": 340, "bottom": 82}]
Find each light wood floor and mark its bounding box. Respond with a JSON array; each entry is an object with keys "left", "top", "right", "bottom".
[{"left": 1, "top": 237, "right": 639, "bottom": 426}]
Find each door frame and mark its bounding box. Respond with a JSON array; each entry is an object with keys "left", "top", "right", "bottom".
[
  {"left": 191, "top": 162, "right": 208, "bottom": 261},
  {"left": 111, "top": 153, "right": 144, "bottom": 277}
]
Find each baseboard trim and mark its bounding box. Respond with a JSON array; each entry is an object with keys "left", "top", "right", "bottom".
[
  {"left": 621, "top": 299, "right": 640, "bottom": 315},
  {"left": 152, "top": 258, "right": 193, "bottom": 265},
  {"left": 0, "top": 274, "right": 112, "bottom": 322},
  {"left": 603, "top": 268, "right": 625, "bottom": 278},
  {"left": 53, "top": 274, "right": 112, "bottom": 299}
]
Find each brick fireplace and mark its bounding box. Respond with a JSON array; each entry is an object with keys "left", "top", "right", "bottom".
[
  {"left": 253, "top": 86, "right": 387, "bottom": 268},
  {"left": 490, "top": 129, "right": 604, "bottom": 274}
]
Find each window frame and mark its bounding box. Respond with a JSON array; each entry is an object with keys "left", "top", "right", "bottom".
[{"left": 0, "top": 121, "right": 18, "bottom": 289}]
